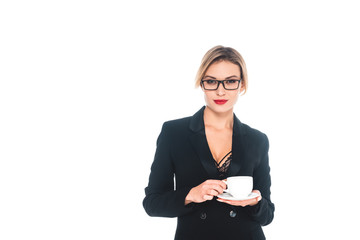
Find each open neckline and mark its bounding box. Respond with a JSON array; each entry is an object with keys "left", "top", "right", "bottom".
[{"left": 214, "top": 150, "right": 232, "bottom": 168}]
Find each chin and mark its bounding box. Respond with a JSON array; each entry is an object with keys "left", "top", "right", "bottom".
[{"left": 207, "top": 103, "right": 234, "bottom": 114}]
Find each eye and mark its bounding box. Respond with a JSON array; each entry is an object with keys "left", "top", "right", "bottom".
[
  {"left": 225, "top": 80, "right": 237, "bottom": 84},
  {"left": 205, "top": 80, "right": 217, "bottom": 85}
]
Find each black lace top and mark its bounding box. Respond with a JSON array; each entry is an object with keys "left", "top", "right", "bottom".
[{"left": 214, "top": 151, "right": 232, "bottom": 178}]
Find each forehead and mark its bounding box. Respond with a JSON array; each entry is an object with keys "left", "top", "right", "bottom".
[{"left": 204, "top": 60, "right": 241, "bottom": 78}]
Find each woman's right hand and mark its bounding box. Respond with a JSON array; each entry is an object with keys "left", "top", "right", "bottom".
[{"left": 185, "top": 180, "right": 227, "bottom": 205}]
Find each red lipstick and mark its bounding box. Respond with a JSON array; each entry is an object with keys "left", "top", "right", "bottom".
[{"left": 214, "top": 99, "right": 228, "bottom": 105}]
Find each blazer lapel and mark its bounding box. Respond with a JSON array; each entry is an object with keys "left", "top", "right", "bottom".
[
  {"left": 227, "top": 114, "right": 248, "bottom": 177},
  {"left": 189, "top": 107, "right": 219, "bottom": 179},
  {"left": 188, "top": 107, "right": 248, "bottom": 179},
  {"left": 189, "top": 132, "right": 219, "bottom": 179}
]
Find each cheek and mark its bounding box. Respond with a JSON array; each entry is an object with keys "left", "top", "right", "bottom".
[
  {"left": 230, "top": 91, "right": 240, "bottom": 101},
  {"left": 203, "top": 91, "right": 214, "bottom": 101}
]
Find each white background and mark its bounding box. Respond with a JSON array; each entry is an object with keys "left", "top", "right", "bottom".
[{"left": 1, "top": 0, "right": 360, "bottom": 239}]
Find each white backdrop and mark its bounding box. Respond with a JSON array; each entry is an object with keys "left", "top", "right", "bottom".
[{"left": 1, "top": 0, "right": 360, "bottom": 239}]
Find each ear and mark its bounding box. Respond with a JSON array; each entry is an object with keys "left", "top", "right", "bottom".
[
  {"left": 239, "top": 82, "right": 245, "bottom": 95},
  {"left": 200, "top": 82, "right": 205, "bottom": 92}
]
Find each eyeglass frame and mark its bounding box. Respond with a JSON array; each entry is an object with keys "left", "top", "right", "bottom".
[{"left": 200, "top": 79, "right": 242, "bottom": 91}]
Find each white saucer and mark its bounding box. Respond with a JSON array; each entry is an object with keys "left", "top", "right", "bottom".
[{"left": 217, "top": 192, "right": 259, "bottom": 201}]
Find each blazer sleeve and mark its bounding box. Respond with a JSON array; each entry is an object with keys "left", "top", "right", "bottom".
[
  {"left": 245, "top": 134, "right": 275, "bottom": 226},
  {"left": 143, "top": 122, "right": 194, "bottom": 218}
]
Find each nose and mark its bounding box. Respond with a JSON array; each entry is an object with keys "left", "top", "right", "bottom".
[{"left": 216, "top": 82, "right": 226, "bottom": 96}]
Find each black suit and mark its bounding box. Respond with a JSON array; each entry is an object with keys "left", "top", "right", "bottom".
[{"left": 143, "top": 106, "right": 274, "bottom": 240}]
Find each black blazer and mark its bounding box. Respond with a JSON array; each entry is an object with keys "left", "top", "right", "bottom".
[{"left": 143, "top": 107, "right": 274, "bottom": 240}]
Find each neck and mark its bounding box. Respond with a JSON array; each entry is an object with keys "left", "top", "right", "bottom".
[{"left": 203, "top": 106, "right": 234, "bottom": 130}]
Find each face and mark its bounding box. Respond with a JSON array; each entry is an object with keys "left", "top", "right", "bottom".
[{"left": 201, "top": 60, "right": 244, "bottom": 114}]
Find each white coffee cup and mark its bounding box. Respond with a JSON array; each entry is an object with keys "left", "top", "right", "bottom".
[{"left": 223, "top": 176, "right": 253, "bottom": 198}]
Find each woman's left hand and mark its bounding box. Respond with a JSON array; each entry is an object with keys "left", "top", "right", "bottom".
[{"left": 217, "top": 190, "right": 262, "bottom": 207}]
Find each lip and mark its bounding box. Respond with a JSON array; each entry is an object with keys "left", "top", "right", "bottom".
[{"left": 214, "top": 99, "right": 228, "bottom": 105}]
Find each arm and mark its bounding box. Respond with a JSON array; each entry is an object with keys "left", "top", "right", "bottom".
[
  {"left": 142, "top": 123, "right": 194, "bottom": 218},
  {"left": 245, "top": 134, "right": 275, "bottom": 226}
]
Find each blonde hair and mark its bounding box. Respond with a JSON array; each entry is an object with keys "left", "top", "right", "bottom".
[{"left": 195, "top": 45, "right": 248, "bottom": 95}]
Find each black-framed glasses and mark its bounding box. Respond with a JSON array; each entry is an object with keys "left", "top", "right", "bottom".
[{"left": 201, "top": 79, "right": 241, "bottom": 90}]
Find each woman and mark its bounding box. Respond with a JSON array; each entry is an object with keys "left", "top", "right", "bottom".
[{"left": 143, "top": 46, "right": 275, "bottom": 240}]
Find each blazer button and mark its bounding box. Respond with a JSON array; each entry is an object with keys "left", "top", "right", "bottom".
[
  {"left": 229, "top": 210, "right": 237, "bottom": 218},
  {"left": 200, "top": 212, "right": 207, "bottom": 220}
]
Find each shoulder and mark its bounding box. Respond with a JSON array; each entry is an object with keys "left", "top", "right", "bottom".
[
  {"left": 157, "top": 106, "right": 204, "bottom": 141},
  {"left": 242, "top": 123, "right": 267, "bottom": 138},
  {"left": 163, "top": 116, "right": 191, "bottom": 129},
  {"left": 160, "top": 116, "right": 192, "bottom": 136},
  {"left": 242, "top": 123, "right": 269, "bottom": 147}
]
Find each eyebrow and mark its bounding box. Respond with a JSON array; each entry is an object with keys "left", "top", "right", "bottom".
[{"left": 203, "top": 75, "right": 241, "bottom": 79}]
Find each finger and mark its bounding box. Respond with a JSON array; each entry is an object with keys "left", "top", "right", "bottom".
[
  {"left": 234, "top": 200, "right": 249, "bottom": 207},
  {"left": 207, "top": 189, "right": 219, "bottom": 196},
  {"left": 252, "top": 190, "right": 262, "bottom": 202},
  {"left": 230, "top": 199, "right": 252, "bottom": 207},
  {"left": 217, "top": 198, "right": 231, "bottom": 204},
  {"left": 219, "top": 180, "right": 227, "bottom": 189},
  {"left": 203, "top": 194, "right": 213, "bottom": 201},
  {"left": 252, "top": 190, "right": 261, "bottom": 195},
  {"left": 215, "top": 180, "right": 227, "bottom": 191},
  {"left": 210, "top": 184, "right": 225, "bottom": 194},
  {"left": 207, "top": 180, "right": 227, "bottom": 190},
  {"left": 244, "top": 199, "right": 256, "bottom": 205},
  {"left": 242, "top": 197, "right": 260, "bottom": 206}
]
